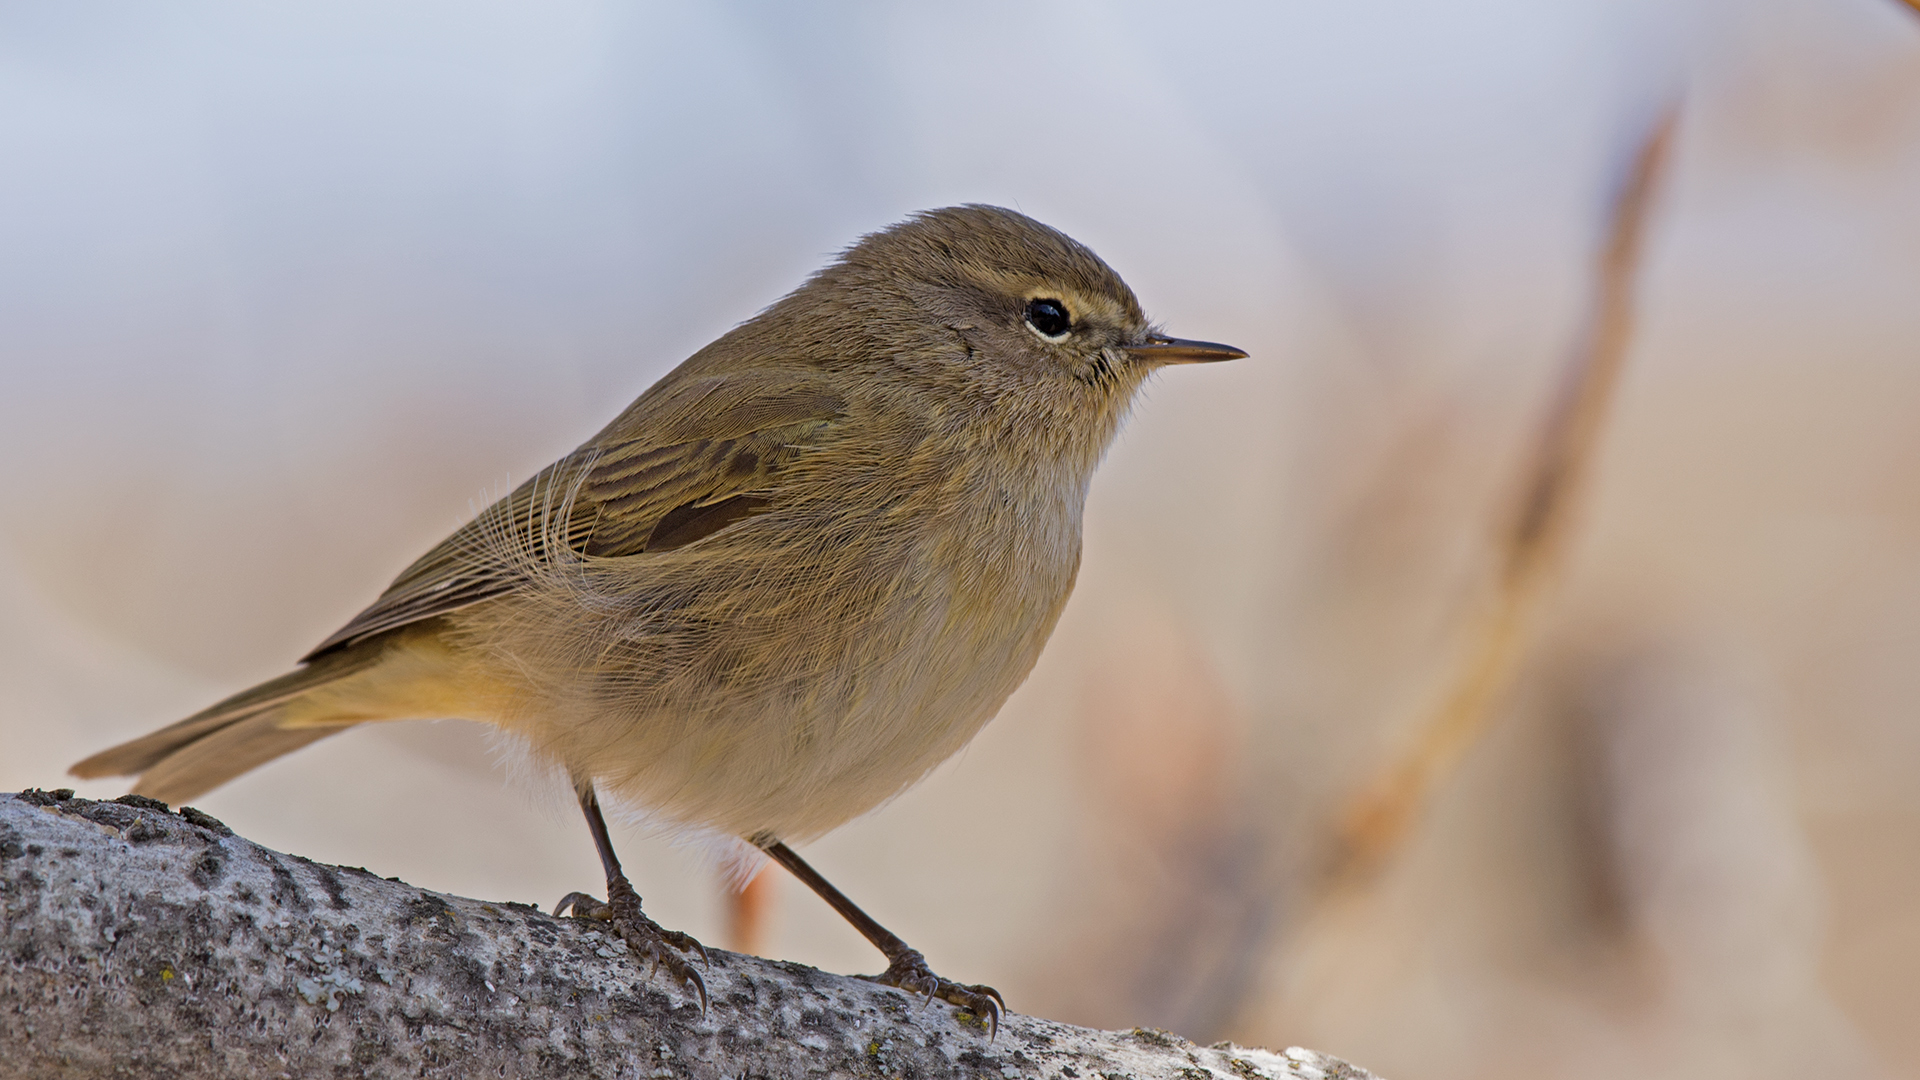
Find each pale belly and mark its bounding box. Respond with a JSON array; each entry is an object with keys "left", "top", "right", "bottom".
[{"left": 459, "top": 493, "right": 1085, "bottom": 843}]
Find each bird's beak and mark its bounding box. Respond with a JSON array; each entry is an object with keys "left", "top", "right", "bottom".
[{"left": 1124, "top": 334, "right": 1248, "bottom": 365}]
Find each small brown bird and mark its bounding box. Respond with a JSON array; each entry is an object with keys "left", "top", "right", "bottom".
[{"left": 73, "top": 205, "right": 1244, "bottom": 1029}]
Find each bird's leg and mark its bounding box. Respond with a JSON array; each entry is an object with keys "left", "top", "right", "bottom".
[
  {"left": 554, "top": 784, "right": 708, "bottom": 1010},
  {"left": 761, "top": 840, "right": 1003, "bottom": 1036}
]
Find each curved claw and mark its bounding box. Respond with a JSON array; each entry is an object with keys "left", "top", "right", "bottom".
[
  {"left": 862, "top": 949, "right": 1004, "bottom": 1039},
  {"left": 954, "top": 982, "right": 1004, "bottom": 1040},
  {"left": 627, "top": 936, "right": 708, "bottom": 1015},
  {"left": 682, "top": 965, "right": 710, "bottom": 1014},
  {"left": 570, "top": 875, "right": 712, "bottom": 1014}
]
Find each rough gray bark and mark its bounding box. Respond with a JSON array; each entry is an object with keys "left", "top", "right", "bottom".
[{"left": 0, "top": 791, "right": 1375, "bottom": 1080}]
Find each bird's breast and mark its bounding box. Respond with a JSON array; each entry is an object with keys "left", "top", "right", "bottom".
[{"left": 475, "top": 440, "right": 1092, "bottom": 843}]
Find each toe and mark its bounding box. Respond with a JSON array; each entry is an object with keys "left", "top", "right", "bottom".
[
  {"left": 938, "top": 983, "right": 1003, "bottom": 1037},
  {"left": 553, "top": 891, "right": 606, "bottom": 918},
  {"left": 862, "top": 953, "right": 1003, "bottom": 1036},
  {"left": 658, "top": 926, "right": 710, "bottom": 964},
  {"left": 598, "top": 905, "right": 712, "bottom": 1012}
]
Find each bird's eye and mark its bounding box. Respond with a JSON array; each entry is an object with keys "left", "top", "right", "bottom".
[{"left": 1025, "top": 298, "right": 1072, "bottom": 340}]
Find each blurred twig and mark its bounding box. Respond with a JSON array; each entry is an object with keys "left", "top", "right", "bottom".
[
  {"left": 1326, "top": 108, "right": 1679, "bottom": 884},
  {"left": 726, "top": 862, "right": 778, "bottom": 955}
]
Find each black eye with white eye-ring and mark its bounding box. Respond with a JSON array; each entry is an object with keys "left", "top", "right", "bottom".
[{"left": 1025, "top": 298, "right": 1071, "bottom": 341}]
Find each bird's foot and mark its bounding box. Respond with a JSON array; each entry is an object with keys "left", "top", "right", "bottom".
[
  {"left": 861, "top": 948, "right": 1004, "bottom": 1037},
  {"left": 555, "top": 875, "right": 708, "bottom": 1011}
]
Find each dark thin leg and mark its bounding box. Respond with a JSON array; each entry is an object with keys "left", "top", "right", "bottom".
[
  {"left": 579, "top": 785, "right": 629, "bottom": 882},
  {"left": 553, "top": 784, "right": 708, "bottom": 1010},
  {"left": 762, "top": 841, "right": 915, "bottom": 958},
  {"left": 763, "top": 841, "right": 1003, "bottom": 1036}
]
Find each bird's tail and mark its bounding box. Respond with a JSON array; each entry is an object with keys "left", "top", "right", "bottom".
[{"left": 70, "top": 628, "right": 490, "bottom": 807}]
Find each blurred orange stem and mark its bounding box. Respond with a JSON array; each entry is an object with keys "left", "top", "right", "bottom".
[
  {"left": 1332, "top": 109, "right": 1678, "bottom": 882},
  {"left": 727, "top": 862, "right": 778, "bottom": 956}
]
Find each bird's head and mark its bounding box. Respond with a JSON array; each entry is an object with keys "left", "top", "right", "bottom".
[{"left": 789, "top": 205, "right": 1244, "bottom": 433}]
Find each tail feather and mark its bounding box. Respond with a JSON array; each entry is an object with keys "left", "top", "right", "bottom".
[
  {"left": 71, "top": 624, "right": 496, "bottom": 807},
  {"left": 130, "top": 710, "right": 350, "bottom": 806},
  {"left": 69, "top": 645, "right": 384, "bottom": 802}
]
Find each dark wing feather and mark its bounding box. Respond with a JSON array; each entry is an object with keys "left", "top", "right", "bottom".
[{"left": 302, "top": 372, "right": 844, "bottom": 660}]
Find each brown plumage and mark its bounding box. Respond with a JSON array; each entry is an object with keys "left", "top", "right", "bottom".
[{"left": 72, "top": 204, "right": 1245, "bottom": 1022}]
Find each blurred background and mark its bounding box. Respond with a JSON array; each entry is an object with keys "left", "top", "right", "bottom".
[{"left": 4, "top": 2, "right": 1918, "bottom": 1077}]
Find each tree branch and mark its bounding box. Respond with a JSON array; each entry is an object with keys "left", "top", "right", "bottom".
[{"left": 0, "top": 791, "right": 1376, "bottom": 1080}]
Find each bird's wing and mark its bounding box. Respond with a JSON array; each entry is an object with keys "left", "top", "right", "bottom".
[{"left": 302, "top": 371, "right": 846, "bottom": 660}]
